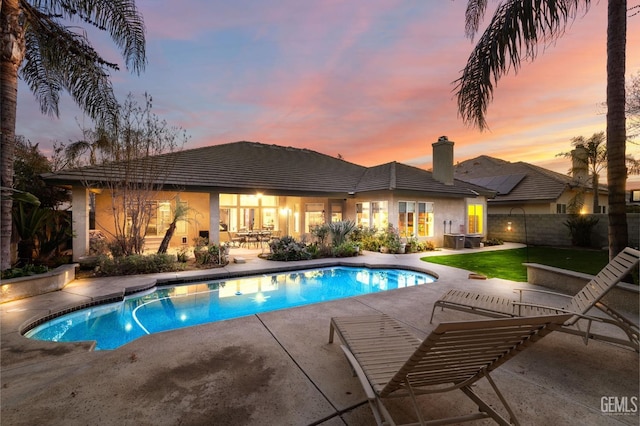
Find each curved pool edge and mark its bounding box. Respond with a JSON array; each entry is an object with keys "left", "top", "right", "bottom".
[
  {"left": 18, "top": 260, "right": 440, "bottom": 349},
  {"left": 18, "top": 281, "right": 159, "bottom": 338},
  {"left": 154, "top": 258, "right": 440, "bottom": 287}
]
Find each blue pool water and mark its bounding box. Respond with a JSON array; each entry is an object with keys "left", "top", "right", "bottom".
[{"left": 25, "top": 266, "right": 435, "bottom": 350}]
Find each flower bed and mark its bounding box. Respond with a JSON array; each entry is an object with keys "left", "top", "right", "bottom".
[{"left": 1, "top": 263, "right": 78, "bottom": 303}]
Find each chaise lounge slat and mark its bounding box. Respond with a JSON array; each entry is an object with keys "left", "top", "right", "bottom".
[
  {"left": 431, "top": 247, "right": 640, "bottom": 351},
  {"left": 329, "top": 313, "right": 571, "bottom": 425}
]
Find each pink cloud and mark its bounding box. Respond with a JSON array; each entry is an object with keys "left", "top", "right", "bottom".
[{"left": 15, "top": 0, "right": 639, "bottom": 184}]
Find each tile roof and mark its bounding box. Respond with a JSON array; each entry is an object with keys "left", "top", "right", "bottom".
[
  {"left": 43, "top": 141, "right": 488, "bottom": 199},
  {"left": 453, "top": 155, "right": 604, "bottom": 203},
  {"left": 357, "top": 162, "right": 492, "bottom": 197}
]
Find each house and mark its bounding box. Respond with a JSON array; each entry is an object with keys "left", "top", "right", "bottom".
[
  {"left": 43, "top": 138, "right": 493, "bottom": 261},
  {"left": 453, "top": 155, "right": 608, "bottom": 215}
]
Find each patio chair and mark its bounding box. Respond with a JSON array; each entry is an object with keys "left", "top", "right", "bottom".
[
  {"left": 329, "top": 313, "right": 570, "bottom": 426},
  {"left": 430, "top": 247, "right": 640, "bottom": 351},
  {"left": 227, "top": 232, "right": 243, "bottom": 248}
]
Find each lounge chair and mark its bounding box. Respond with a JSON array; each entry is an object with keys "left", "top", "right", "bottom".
[
  {"left": 430, "top": 247, "right": 640, "bottom": 351},
  {"left": 329, "top": 313, "right": 570, "bottom": 426}
]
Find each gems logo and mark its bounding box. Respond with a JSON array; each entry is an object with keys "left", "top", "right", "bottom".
[{"left": 601, "top": 396, "right": 638, "bottom": 415}]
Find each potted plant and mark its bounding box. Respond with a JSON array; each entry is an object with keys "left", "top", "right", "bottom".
[{"left": 380, "top": 224, "right": 401, "bottom": 254}]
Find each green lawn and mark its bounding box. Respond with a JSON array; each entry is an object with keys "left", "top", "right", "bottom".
[{"left": 422, "top": 247, "right": 610, "bottom": 282}]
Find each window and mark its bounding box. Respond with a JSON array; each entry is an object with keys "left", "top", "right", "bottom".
[
  {"left": 144, "top": 200, "right": 188, "bottom": 236},
  {"left": 556, "top": 204, "right": 567, "bottom": 214},
  {"left": 417, "top": 202, "right": 434, "bottom": 237},
  {"left": 240, "top": 208, "right": 256, "bottom": 230},
  {"left": 262, "top": 208, "right": 277, "bottom": 230},
  {"left": 467, "top": 204, "right": 483, "bottom": 234},
  {"left": 330, "top": 203, "right": 343, "bottom": 222},
  {"left": 399, "top": 201, "right": 433, "bottom": 237},
  {"left": 398, "top": 201, "right": 415, "bottom": 237},
  {"left": 144, "top": 201, "right": 170, "bottom": 236},
  {"left": 219, "top": 208, "right": 237, "bottom": 231},
  {"left": 356, "top": 201, "right": 388, "bottom": 229},
  {"left": 175, "top": 201, "right": 188, "bottom": 235},
  {"left": 356, "top": 203, "right": 370, "bottom": 228},
  {"left": 371, "top": 201, "right": 388, "bottom": 230},
  {"left": 305, "top": 203, "right": 325, "bottom": 232},
  {"left": 220, "top": 193, "right": 278, "bottom": 231},
  {"left": 597, "top": 205, "right": 606, "bottom": 214}
]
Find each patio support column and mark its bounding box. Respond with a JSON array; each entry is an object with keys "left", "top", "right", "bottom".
[
  {"left": 72, "top": 186, "right": 90, "bottom": 261},
  {"left": 209, "top": 191, "right": 220, "bottom": 244}
]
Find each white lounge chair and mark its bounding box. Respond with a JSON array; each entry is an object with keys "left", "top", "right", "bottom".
[
  {"left": 329, "top": 313, "right": 570, "bottom": 425},
  {"left": 430, "top": 247, "right": 639, "bottom": 351}
]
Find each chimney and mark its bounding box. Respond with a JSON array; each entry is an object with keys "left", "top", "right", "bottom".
[
  {"left": 571, "top": 144, "right": 588, "bottom": 184},
  {"left": 432, "top": 136, "right": 454, "bottom": 185}
]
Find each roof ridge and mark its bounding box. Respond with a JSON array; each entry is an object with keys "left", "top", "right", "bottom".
[{"left": 518, "top": 161, "right": 576, "bottom": 184}]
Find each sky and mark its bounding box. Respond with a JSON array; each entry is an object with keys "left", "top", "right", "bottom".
[{"left": 15, "top": 0, "right": 640, "bottom": 185}]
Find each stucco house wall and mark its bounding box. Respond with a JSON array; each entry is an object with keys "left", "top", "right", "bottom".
[
  {"left": 90, "top": 188, "right": 487, "bottom": 253},
  {"left": 45, "top": 140, "right": 492, "bottom": 260}
]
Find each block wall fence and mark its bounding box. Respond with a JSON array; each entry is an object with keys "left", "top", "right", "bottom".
[{"left": 487, "top": 213, "right": 639, "bottom": 248}]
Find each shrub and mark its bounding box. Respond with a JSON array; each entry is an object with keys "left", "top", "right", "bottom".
[
  {"left": 328, "top": 220, "right": 357, "bottom": 247},
  {"left": 94, "top": 253, "right": 183, "bottom": 276},
  {"left": 332, "top": 241, "right": 358, "bottom": 257},
  {"left": 380, "top": 224, "right": 401, "bottom": 253},
  {"left": 304, "top": 243, "right": 322, "bottom": 259},
  {"left": 176, "top": 247, "right": 189, "bottom": 263},
  {"left": 482, "top": 238, "right": 504, "bottom": 247},
  {"left": 565, "top": 215, "right": 599, "bottom": 247},
  {"left": 404, "top": 235, "right": 419, "bottom": 253},
  {"left": 1, "top": 263, "right": 48, "bottom": 279},
  {"left": 417, "top": 240, "right": 436, "bottom": 252},
  {"left": 194, "top": 243, "right": 229, "bottom": 266},
  {"left": 108, "top": 239, "right": 126, "bottom": 258},
  {"left": 310, "top": 224, "right": 330, "bottom": 248},
  {"left": 267, "top": 236, "right": 314, "bottom": 261},
  {"left": 351, "top": 226, "right": 380, "bottom": 252}
]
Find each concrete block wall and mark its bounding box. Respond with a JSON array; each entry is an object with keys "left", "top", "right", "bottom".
[{"left": 488, "top": 213, "right": 639, "bottom": 248}]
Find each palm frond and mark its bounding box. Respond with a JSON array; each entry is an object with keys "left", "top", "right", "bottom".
[
  {"left": 20, "top": 4, "right": 120, "bottom": 125},
  {"left": 26, "top": 0, "right": 146, "bottom": 73},
  {"left": 455, "top": 0, "right": 591, "bottom": 130},
  {"left": 64, "top": 140, "right": 91, "bottom": 161},
  {"left": 465, "top": 0, "right": 489, "bottom": 39}
]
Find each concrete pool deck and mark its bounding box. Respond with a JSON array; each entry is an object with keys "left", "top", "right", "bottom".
[{"left": 1, "top": 244, "right": 638, "bottom": 425}]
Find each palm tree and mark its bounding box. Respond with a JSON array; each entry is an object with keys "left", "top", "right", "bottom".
[
  {"left": 64, "top": 127, "right": 115, "bottom": 167},
  {"left": 558, "top": 132, "right": 607, "bottom": 213},
  {"left": 456, "top": 0, "right": 628, "bottom": 259},
  {"left": 0, "top": 0, "right": 146, "bottom": 270},
  {"left": 157, "top": 201, "right": 191, "bottom": 255}
]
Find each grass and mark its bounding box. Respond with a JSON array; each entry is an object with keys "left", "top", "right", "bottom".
[{"left": 422, "top": 247, "right": 610, "bottom": 282}]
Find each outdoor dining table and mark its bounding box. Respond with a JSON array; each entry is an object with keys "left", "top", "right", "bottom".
[{"left": 236, "top": 230, "right": 271, "bottom": 248}]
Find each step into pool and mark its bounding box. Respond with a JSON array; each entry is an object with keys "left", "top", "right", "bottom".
[{"left": 24, "top": 266, "right": 436, "bottom": 350}]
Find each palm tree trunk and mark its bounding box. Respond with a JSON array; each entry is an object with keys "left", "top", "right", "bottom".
[
  {"left": 157, "top": 222, "right": 176, "bottom": 254},
  {"left": 606, "top": 0, "right": 628, "bottom": 259},
  {"left": 1, "top": 0, "right": 26, "bottom": 270},
  {"left": 592, "top": 173, "right": 599, "bottom": 213}
]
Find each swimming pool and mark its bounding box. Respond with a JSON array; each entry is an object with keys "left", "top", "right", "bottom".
[{"left": 24, "top": 266, "right": 435, "bottom": 350}]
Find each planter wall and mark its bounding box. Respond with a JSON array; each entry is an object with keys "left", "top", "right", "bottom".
[
  {"left": 1, "top": 264, "right": 79, "bottom": 304},
  {"left": 525, "top": 262, "right": 639, "bottom": 315}
]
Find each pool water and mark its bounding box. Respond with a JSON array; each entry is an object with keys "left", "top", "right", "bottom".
[{"left": 25, "top": 266, "right": 435, "bottom": 350}]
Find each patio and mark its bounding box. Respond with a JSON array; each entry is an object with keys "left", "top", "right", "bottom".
[{"left": 1, "top": 245, "right": 638, "bottom": 425}]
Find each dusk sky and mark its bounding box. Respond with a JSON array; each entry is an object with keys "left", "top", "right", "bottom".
[{"left": 15, "top": 1, "right": 640, "bottom": 184}]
